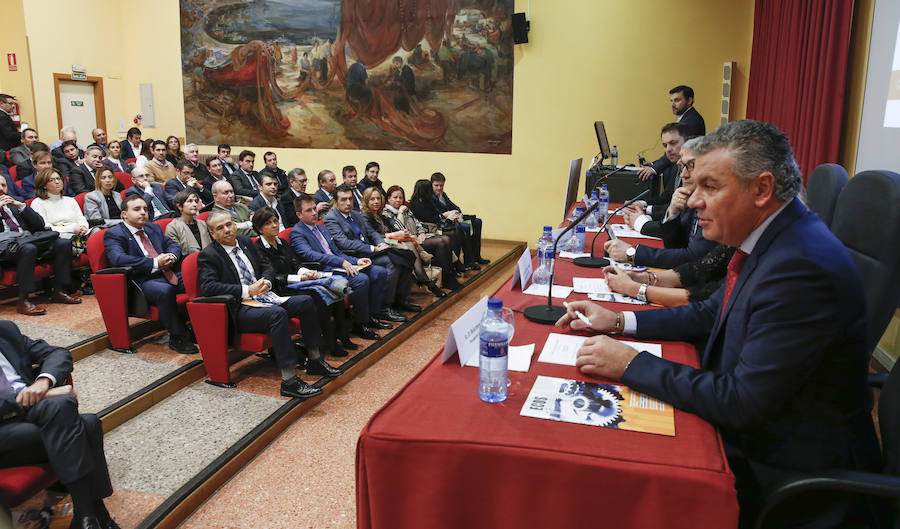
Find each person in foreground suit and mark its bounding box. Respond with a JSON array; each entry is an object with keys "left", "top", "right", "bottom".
[
  {"left": 558, "top": 120, "right": 881, "bottom": 528},
  {"left": 0, "top": 177, "right": 80, "bottom": 315},
  {"left": 0, "top": 320, "right": 120, "bottom": 529},
  {"left": 248, "top": 173, "right": 288, "bottom": 229},
  {"left": 228, "top": 150, "right": 262, "bottom": 199},
  {"left": 104, "top": 195, "right": 197, "bottom": 354},
  {"left": 164, "top": 159, "right": 212, "bottom": 208},
  {"left": 341, "top": 165, "right": 365, "bottom": 210},
  {"left": 199, "top": 210, "right": 339, "bottom": 398},
  {"left": 325, "top": 184, "right": 415, "bottom": 319},
  {"left": 125, "top": 166, "right": 175, "bottom": 220},
  {"left": 637, "top": 85, "right": 706, "bottom": 181},
  {"left": 259, "top": 151, "right": 288, "bottom": 194},
  {"left": 211, "top": 180, "right": 255, "bottom": 237},
  {"left": 290, "top": 194, "right": 389, "bottom": 340}
]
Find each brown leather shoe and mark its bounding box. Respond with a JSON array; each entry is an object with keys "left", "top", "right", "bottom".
[
  {"left": 50, "top": 292, "right": 82, "bottom": 304},
  {"left": 17, "top": 299, "right": 47, "bottom": 316}
]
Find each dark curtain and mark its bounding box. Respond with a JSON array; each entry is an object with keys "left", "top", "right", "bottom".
[{"left": 745, "top": 0, "right": 854, "bottom": 180}]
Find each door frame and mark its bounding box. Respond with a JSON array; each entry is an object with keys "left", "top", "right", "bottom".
[{"left": 53, "top": 73, "right": 106, "bottom": 135}]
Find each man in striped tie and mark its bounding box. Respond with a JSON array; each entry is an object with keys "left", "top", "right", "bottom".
[{"left": 557, "top": 120, "right": 880, "bottom": 527}]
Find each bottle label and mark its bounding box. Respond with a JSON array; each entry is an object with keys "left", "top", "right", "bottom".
[{"left": 480, "top": 337, "right": 508, "bottom": 358}]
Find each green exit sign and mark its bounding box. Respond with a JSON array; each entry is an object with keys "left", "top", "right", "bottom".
[{"left": 70, "top": 101, "right": 84, "bottom": 107}]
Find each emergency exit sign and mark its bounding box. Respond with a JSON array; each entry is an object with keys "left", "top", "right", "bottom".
[
  {"left": 71, "top": 72, "right": 87, "bottom": 81},
  {"left": 71, "top": 101, "right": 84, "bottom": 107}
]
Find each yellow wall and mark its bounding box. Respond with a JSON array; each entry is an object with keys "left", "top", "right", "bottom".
[
  {"left": 17, "top": 0, "right": 754, "bottom": 243},
  {"left": 0, "top": 0, "right": 36, "bottom": 127}
]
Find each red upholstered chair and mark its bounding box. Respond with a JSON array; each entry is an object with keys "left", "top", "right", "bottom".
[
  {"left": 0, "top": 464, "right": 57, "bottom": 511},
  {"left": 86, "top": 229, "right": 190, "bottom": 354},
  {"left": 154, "top": 217, "right": 175, "bottom": 233},
  {"left": 74, "top": 192, "right": 87, "bottom": 213},
  {"left": 8, "top": 165, "right": 16, "bottom": 181},
  {"left": 25, "top": 198, "right": 33, "bottom": 207},
  {"left": 182, "top": 252, "right": 300, "bottom": 388},
  {"left": 197, "top": 211, "right": 210, "bottom": 222},
  {"left": 119, "top": 190, "right": 126, "bottom": 200},
  {"left": 115, "top": 171, "right": 132, "bottom": 189}
]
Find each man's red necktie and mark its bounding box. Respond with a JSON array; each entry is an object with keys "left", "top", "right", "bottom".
[
  {"left": 137, "top": 229, "right": 178, "bottom": 286},
  {"left": 720, "top": 249, "right": 749, "bottom": 317}
]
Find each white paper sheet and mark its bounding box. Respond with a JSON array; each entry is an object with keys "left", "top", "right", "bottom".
[
  {"left": 522, "top": 283, "right": 574, "bottom": 299},
  {"left": 609, "top": 224, "right": 662, "bottom": 240},
  {"left": 558, "top": 251, "right": 590, "bottom": 259},
  {"left": 572, "top": 277, "right": 611, "bottom": 294},
  {"left": 464, "top": 344, "right": 536, "bottom": 372},
  {"left": 538, "top": 334, "right": 663, "bottom": 366}
]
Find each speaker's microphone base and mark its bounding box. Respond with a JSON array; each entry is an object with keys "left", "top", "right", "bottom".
[
  {"left": 573, "top": 256, "right": 610, "bottom": 268},
  {"left": 524, "top": 304, "right": 567, "bottom": 325}
]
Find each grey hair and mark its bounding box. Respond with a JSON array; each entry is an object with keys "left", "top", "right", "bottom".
[
  {"left": 60, "top": 125, "right": 75, "bottom": 135},
  {"left": 211, "top": 179, "right": 233, "bottom": 194},
  {"left": 288, "top": 168, "right": 306, "bottom": 181},
  {"left": 185, "top": 143, "right": 198, "bottom": 151},
  {"left": 84, "top": 145, "right": 104, "bottom": 157},
  {"left": 691, "top": 120, "right": 802, "bottom": 202},
  {"left": 206, "top": 209, "right": 232, "bottom": 226}
]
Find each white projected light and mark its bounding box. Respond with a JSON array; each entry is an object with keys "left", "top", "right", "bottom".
[{"left": 884, "top": 21, "right": 900, "bottom": 127}]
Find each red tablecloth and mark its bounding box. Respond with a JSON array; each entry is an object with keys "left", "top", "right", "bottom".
[{"left": 356, "top": 214, "right": 739, "bottom": 529}]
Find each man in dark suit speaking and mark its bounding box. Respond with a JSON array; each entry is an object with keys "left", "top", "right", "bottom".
[
  {"left": 0, "top": 320, "right": 119, "bottom": 529},
  {"left": 558, "top": 120, "right": 880, "bottom": 527}
]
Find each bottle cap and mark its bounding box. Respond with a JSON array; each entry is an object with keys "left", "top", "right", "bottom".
[
  {"left": 543, "top": 226, "right": 552, "bottom": 232},
  {"left": 487, "top": 298, "right": 503, "bottom": 310}
]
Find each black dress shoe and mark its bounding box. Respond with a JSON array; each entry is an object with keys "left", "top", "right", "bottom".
[
  {"left": 376, "top": 309, "right": 408, "bottom": 322},
  {"left": 306, "top": 357, "right": 342, "bottom": 377},
  {"left": 353, "top": 323, "right": 380, "bottom": 340},
  {"left": 394, "top": 301, "right": 422, "bottom": 312},
  {"left": 101, "top": 517, "right": 122, "bottom": 529},
  {"left": 168, "top": 335, "right": 198, "bottom": 354},
  {"left": 367, "top": 317, "right": 393, "bottom": 329},
  {"left": 280, "top": 376, "right": 323, "bottom": 398},
  {"left": 427, "top": 282, "right": 448, "bottom": 297},
  {"left": 69, "top": 516, "right": 102, "bottom": 529},
  {"left": 329, "top": 342, "right": 349, "bottom": 357},
  {"left": 340, "top": 337, "right": 360, "bottom": 350},
  {"left": 463, "top": 263, "right": 481, "bottom": 271},
  {"left": 475, "top": 257, "right": 491, "bottom": 264}
]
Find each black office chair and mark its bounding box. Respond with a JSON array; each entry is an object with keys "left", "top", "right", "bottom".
[
  {"left": 805, "top": 163, "right": 849, "bottom": 227},
  {"left": 754, "top": 361, "right": 900, "bottom": 528},
  {"left": 829, "top": 170, "right": 900, "bottom": 356}
]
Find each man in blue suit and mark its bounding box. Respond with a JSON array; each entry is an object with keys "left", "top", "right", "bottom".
[
  {"left": 125, "top": 166, "right": 175, "bottom": 220},
  {"left": 558, "top": 121, "right": 881, "bottom": 527},
  {"left": 103, "top": 194, "right": 197, "bottom": 354},
  {"left": 164, "top": 159, "right": 212, "bottom": 209},
  {"left": 324, "top": 184, "right": 416, "bottom": 318},
  {"left": 290, "top": 194, "right": 389, "bottom": 340},
  {"left": 248, "top": 173, "right": 289, "bottom": 229},
  {"left": 341, "top": 165, "right": 365, "bottom": 210}
]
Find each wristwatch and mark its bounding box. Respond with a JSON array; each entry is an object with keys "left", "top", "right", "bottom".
[
  {"left": 625, "top": 246, "right": 636, "bottom": 265},
  {"left": 636, "top": 283, "right": 648, "bottom": 302}
]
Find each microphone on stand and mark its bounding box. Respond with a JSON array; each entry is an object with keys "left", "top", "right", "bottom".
[
  {"left": 573, "top": 189, "right": 651, "bottom": 268},
  {"left": 523, "top": 200, "right": 601, "bottom": 325}
]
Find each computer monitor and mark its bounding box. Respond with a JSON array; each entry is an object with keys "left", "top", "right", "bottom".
[
  {"left": 594, "top": 121, "right": 612, "bottom": 163},
  {"left": 564, "top": 157, "right": 583, "bottom": 219}
]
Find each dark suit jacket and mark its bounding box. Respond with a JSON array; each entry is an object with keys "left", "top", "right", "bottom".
[
  {"left": 248, "top": 194, "right": 289, "bottom": 226},
  {"left": 408, "top": 198, "right": 443, "bottom": 225},
  {"left": 260, "top": 166, "right": 289, "bottom": 194},
  {"left": 646, "top": 160, "right": 679, "bottom": 207},
  {"left": 633, "top": 208, "right": 717, "bottom": 269},
  {"left": 164, "top": 178, "right": 212, "bottom": 209},
  {"left": 51, "top": 146, "right": 84, "bottom": 174},
  {"left": 625, "top": 198, "right": 880, "bottom": 493},
  {"left": 189, "top": 161, "right": 210, "bottom": 184},
  {"left": 69, "top": 165, "right": 124, "bottom": 195},
  {"left": 358, "top": 177, "right": 386, "bottom": 198},
  {"left": 323, "top": 208, "right": 383, "bottom": 257},
  {"left": 102, "top": 158, "right": 131, "bottom": 174},
  {"left": 0, "top": 169, "right": 25, "bottom": 201},
  {"left": 119, "top": 140, "right": 141, "bottom": 161},
  {"left": 432, "top": 191, "right": 462, "bottom": 215},
  {"left": 280, "top": 188, "right": 302, "bottom": 227},
  {"left": 0, "top": 112, "right": 20, "bottom": 152},
  {"left": 650, "top": 107, "right": 707, "bottom": 175},
  {"left": 290, "top": 221, "right": 354, "bottom": 269},
  {"left": 253, "top": 237, "right": 301, "bottom": 293},
  {"left": 0, "top": 320, "right": 71, "bottom": 422},
  {"left": 202, "top": 174, "right": 227, "bottom": 195},
  {"left": 2, "top": 202, "right": 46, "bottom": 233},
  {"left": 103, "top": 221, "right": 182, "bottom": 283},
  {"left": 228, "top": 168, "right": 261, "bottom": 198},
  {"left": 312, "top": 189, "right": 333, "bottom": 204},
  {"left": 197, "top": 238, "right": 274, "bottom": 300},
  {"left": 125, "top": 184, "right": 169, "bottom": 219}
]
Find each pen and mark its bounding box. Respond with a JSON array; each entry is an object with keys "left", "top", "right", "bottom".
[{"left": 563, "top": 302, "right": 592, "bottom": 327}]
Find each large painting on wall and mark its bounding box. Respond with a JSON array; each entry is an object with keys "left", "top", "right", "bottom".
[{"left": 179, "top": 0, "right": 514, "bottom": 153}]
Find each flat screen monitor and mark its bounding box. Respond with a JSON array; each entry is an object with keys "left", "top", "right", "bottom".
[
  {"left": 564, "top": 158, "right": 583, "bottom": 219},
  {"left": 594, "top": 121, "right": 612, "bottom": 162}
]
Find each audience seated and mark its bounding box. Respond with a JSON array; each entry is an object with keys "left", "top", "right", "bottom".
[
  {"left": 125, "top": 166, "right": 175, "bottom": 220},
  {"left": 101, "top": 140, "right": 131, "bottom": 174},
  {"left": 251, "top": 207, "right": 354, "bottom": 357},
  {"left": 201, "top": 156, "right": 227, "bottom": 195},
  {"left": 119, "top": 126, "right": 142, "bottom": 161},
  {"left": 430, "top": 172, "right": 489, "bottom": 266},
  {"left": 144, "top": 140, "right": 176, "bottom": 184},
  {"left": 20, "top": 150, "right": 55, "bottom": 199},
  {"left": 52, "top": 139, "right": 82, "bottom": 185},
  {"left": 132, "top": 139, "right": 153, "bottom": 168},
  {"left": 0, "top": 320, "right": 119, "bottom": 529},
  {"left": 0, "top": 95, "right": 21, "bottom": 155},
  {"left": 8, "top": 127, "right": 38, "bottom": 167},
  {"left": 211, "top": 180, "right": 255, "bottom": 237},
  {"left": 183, "top": 143, "right": 209, "bottom": 183},
  {"left": 559, "top": 120, "right": 879, "bottom": 528},
  {"left": 311, "top": 169, "right": 336, "bottom": 218},
  {"left": 70, "top": 145, "right": 124, "bottom": 195},
  {"left": 361, "top": 187, "right": 447, "bottom": 298},
  {"left": 164, "top": 136, "right": 183, "bottom": 165},
  {"left": 0, "top": 175, "right": 81, "bottom": 315},
  {"left": 165, "top": 189, "right": 211, "bottom": 255},
  {"left": 325, "top": 184, "right": 416, "bottom": 318},
  {"left": 290, "top": 194, "right": 389, "bottom": 340},
  {"left": 384, "top": 184, "right": 461, "bottom": 291},
  {"left": 199, "top": 210, "right": 340, "bottom": 398},
  {"left": 103, "top": 195, "right": 197, "bottom": 354},
  {"left": 0, "top": 165, "right": 26, "bottom": 202},
  {"left": 30, "top": 167, "right": 90, "bottom": 243},
  {"left": 408, "top": 179, "right": 471, "bottom": 268},
  {"left": 358, "top": 161, "right": 386, "bottom": 197},
  {"left": 87, "top": 128, "right": 108, "bottom": 155},
  {"left": 228, "top": 150, "right": 261, "bottom": 199},
  {"left": 216, "top": 144, "right": 237, "bottom": 176},
  {"left": 248, "top": 173, "right": 288, "bottom": 229},
  {"left": 259, "top": 151, "right": 288, "bottom": 194},
  {"left": 84, "top": 167, "right": 124, "bottom": 229},
  {"left": 280, "top": 168, "right": 309, "bottom": 226},
  {"left": 341, "top": 165, "right": 365, "bottom": 210},
  {"left": 49, "top": 126, "right": 83, "bottom": 154},
  {"left": 164, "top": 159, "right": 212, "bottom": 209}
]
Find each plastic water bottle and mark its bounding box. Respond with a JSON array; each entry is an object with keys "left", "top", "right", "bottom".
[
  {"left": 569, "top": 205, "right": 584, "bottom": 222},
  {"left": 585, "top": 190, "right": 600, "bottom": 230},
  {"left": 532, "top": 226, "right": 553, "bottom": 285},
  {"left": 611, "top": 145, "right": 619, "bottom": 167},
  {"left": 479, "top": 298, "right": 512, "bottom": 403},
  {"left": 598, "top": 184, "right": 610, "bottom": 225},
  {"left": 574, "top": 223, "right": 586, "bottom": 252}
]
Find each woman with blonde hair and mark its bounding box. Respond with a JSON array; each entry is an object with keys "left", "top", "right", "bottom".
[{"left": 84, "top": 166, "right": 124, "bottom": 228}]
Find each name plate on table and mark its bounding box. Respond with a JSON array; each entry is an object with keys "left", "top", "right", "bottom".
[
  {"left": 510, "top": 249, "right": 533, "bottom": 290},
  {"left": 521, "top": 376, "right": 675, "bottom": 436},
  {"left": 442, "top": 296, "right": 488, "bottom": 366}
]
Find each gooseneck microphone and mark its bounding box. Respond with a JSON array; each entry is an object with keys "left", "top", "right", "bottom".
[{"left": 573, "top": 189, "right": 651, "bottom": 268}]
